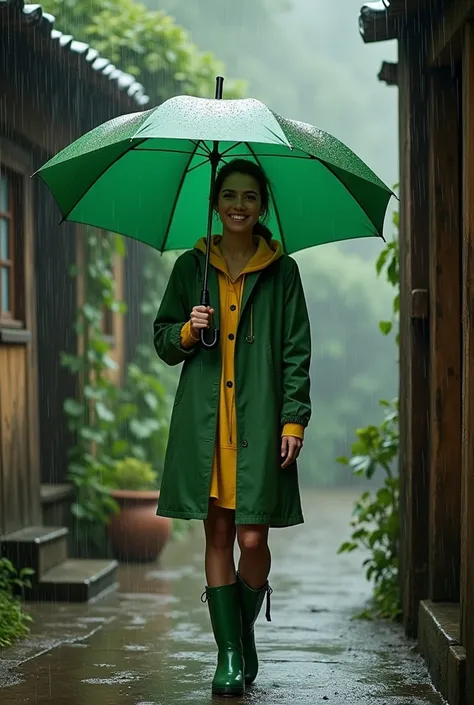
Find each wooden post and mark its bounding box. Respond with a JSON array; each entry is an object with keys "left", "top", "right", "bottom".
[
  {"left": 461, "top": 21, "right": 474, "bottom": 702},
  {"left": 398, "top": 31, "right": 431, "bottom": 638},
  {"left": 428, "top": 68, "right": 462, "bottom": 602}
]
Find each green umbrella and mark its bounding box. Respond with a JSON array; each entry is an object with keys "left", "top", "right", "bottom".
[{"left": 36, "top": 77, "right": 393, "bottom": 347}]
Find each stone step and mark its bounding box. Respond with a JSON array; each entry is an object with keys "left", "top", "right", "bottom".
[
  {"left": 0, "top": 525, "right": 69, "bottom": 580},
  {"left": 31, "top": 559, "right": 119, "bottom": 603}
]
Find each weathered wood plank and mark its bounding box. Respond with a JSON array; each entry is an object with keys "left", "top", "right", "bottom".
[
  {"left": 23, "top": 149, "right": 40, "bottom": 527},
  {"left": 398, "top": 32, "right": 430, "bottom": 638},
  {"left": 428, "top": 69, "right": 462, "bottom": 602},
  {"left": 461, "top": 21, "right": 474, "bottom": 702},
  {"left": 0, "top": 345, "right": 28, "bottom": 533}
]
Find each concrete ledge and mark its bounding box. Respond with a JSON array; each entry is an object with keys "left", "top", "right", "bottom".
[{"left": 418, "top": 600, "right": 466, "bottom": 705}]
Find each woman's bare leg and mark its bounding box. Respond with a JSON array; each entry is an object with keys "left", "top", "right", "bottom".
[
  {"left": 204, "top": 500, "right": 236, "bottom": 586},
  {"left": 236, "top": 525, "right": 271, "bottom": 589}
]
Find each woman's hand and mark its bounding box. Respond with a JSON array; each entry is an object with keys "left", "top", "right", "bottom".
[
  {"left": 190, "top": 305, "right": 214, "bottom": 339},
  {"left": 281, "top": 436, "right": 303, "bottom": 468}
]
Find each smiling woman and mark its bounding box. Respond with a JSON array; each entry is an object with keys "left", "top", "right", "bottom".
[{"left": 153, "top": 157, "right": 312, "bottom": 697}]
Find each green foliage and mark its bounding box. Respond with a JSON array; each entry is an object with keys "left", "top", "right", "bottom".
[
  {"left": 109, "top": 363, "right": 170, "bottom": 468},
  {"left": 45, "top": 0, "right": 245, "bottom": 103},
  {"left": 62, "top": 232, "right": 172, "bottom": 530},
  {"left": 62, "top": 230, "right": 124, "bottom": 528},
  {"left": 338, "top": 190, "right": 401, "bottom": 621},
  {"left": 110, "top": 457, "right": 158, "bottom": 491},
  {"left": 337, "top": 399, "right": 401, "bottom": 620},
  {"left": 0, "top": 559, "right": 34, "bottom": 648}
]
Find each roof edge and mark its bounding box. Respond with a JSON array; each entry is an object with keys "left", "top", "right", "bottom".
[
  {"left": 358, "top": 1, "right": 399, "bottom": 43},
  {"left": 0, "top": 0, "right": 150, "bottom": 107}
]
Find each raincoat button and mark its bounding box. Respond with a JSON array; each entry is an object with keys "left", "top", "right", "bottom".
[
  {"left": 230, "top": 304, "right": 236, "bottom": 311},
  {"left": 241, "top": 439, "right": 248, "bottom": 448},
  {"left": 226, "top": 381, "right": 233, "bottom": 388},
  {"left": 228, "top": 333, "right": 235, "bottom": 340}
]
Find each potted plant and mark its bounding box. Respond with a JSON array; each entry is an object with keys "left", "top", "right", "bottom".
[{"left": 107, "top": 457, "right": 172, "bottom": 562}]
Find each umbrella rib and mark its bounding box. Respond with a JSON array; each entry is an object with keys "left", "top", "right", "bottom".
[
  {"left": 59, "top": 138, "right": 149, "bottom": 223},
  {"left": 219, "top": 142, "right": 241, "bottom": 158},
  {"left": 244, "top": 142, "right": 289, "bottom": 254},
  {"left": 193, "top": 140, "right": 211, "bottom": 155},
  {"left": 227, "top": 152, "right": 312, "bottom": 161},
  {"left": 186, "top": 158, "right": 211, "bottom": 174},
  {"left": 135, "top": 147, "right": 209, "bottom": 158},
  {"left": 159, "top": 139, "right": 204, "bottom": 252}
]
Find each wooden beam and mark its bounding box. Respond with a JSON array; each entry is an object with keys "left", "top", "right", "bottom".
[
  {"left": 428, "top": 68, "right": 462, "bottom": 603},
  {"left": 378, "top": 61, "right": 398, "bottom": 86},
  {"left": 461, "top": 20, "right": 474, "bottom": 703},
  {"left": 429, "top": 0, "right": 474, "bottom": 66},
  {"left": 398, "top": 33, "right": 431, "bottom": 638}
]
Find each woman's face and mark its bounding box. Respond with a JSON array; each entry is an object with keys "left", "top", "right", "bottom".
[{"left": 216, "top": 172, "right": 263, "bottom": 235}]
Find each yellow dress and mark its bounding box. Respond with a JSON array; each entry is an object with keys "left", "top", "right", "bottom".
[{"left": 181, "top": 236, "right": 304, "bottom": 510}]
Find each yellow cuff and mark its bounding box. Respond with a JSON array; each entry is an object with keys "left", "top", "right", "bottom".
[
  {"left": 282, "top": 423, "right": 304, "bottom": 440},
  {"left": 180, "top": 320, "right": 199, "bottom": 349}
]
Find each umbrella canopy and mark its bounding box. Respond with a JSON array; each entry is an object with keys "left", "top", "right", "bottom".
[{"left": 36, "top": 93, "right": 393, "bottom": 255}]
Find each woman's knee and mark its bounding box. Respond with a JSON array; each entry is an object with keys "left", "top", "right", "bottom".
[
  {"left": 237, "top": 526, "right": 269, "bottom": 553},
  {"left": 204, "top": 503, "right": 235, "bottom": 551}
]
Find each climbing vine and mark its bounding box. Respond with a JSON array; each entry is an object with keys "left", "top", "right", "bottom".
[
  {"left": 338, "top": 198, "right": 401, "bottom": 621},
  {"left": 61, "top": 230, "right": 126, "bottom": 533}
]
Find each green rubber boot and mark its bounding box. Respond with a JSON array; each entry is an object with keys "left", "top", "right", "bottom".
[
  {"left": 204, "top": 583, "right": 245, "bottom": 697},
  {"left": 237, "top": 573, "right": 272, "bottom": 686}
]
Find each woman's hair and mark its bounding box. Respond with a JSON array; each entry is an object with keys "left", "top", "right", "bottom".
[{"left": 212, "top": 159, "right": 273, "bottom": 242}]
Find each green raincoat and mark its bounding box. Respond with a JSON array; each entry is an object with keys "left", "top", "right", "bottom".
[{"left": 153, "top": 245, "right": 312, "bottom": 527}]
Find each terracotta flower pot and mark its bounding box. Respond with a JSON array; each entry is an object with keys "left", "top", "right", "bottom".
[{"left": 107, "top": 490, "right": 172, "bottom": 562}]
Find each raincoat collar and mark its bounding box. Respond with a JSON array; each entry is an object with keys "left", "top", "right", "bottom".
[{"left": 194, "top": 234, "right": 283, "bottom": 279}]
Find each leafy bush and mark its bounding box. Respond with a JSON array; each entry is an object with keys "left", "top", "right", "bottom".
[
  {"left": 337, "top": 399, "right": 401, "bottom": 620},
  {"left": 110, "top": 457, "right": 158, "bottom": 491},
  {"left": 0, "top": 559, "right": 34, "bottom": 648}
]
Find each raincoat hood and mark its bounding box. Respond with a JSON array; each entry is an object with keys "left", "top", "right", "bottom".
[{"left": 194, "top": 235, "right": 283, "bottom": 277}]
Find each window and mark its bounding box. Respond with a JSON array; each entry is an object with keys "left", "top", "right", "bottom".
[{"left": 0, "top": 167, "right": 15, "bottom": 320}]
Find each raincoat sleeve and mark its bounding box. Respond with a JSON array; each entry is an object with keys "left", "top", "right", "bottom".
[
  {"left": 153, "top": 254, "right": 198, "bottom": 366},
  {"left": 280, "top": 259, "right": 312, "bottom": 428}
]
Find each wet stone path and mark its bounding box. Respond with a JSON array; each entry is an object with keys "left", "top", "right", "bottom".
[{"left": 0, "top": 490, "right": 445, "bottom": 704}]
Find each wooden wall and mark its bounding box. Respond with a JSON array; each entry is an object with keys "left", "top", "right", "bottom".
[
  {"left": 0, "top": 20, "right": 145, "bottom": 522},
  {"left": 0, "top": 139, "right": 40, "bottom": 535},
  {"left": 34, "top": 171, "right": 78, "bottom": 485},
  {"left": 397, "top": 29, "right": 430, "bottom": 638}
]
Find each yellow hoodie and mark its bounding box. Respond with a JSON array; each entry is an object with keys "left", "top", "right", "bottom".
[{"left": 180, "top": 235, "right": 304, "bottom": 511}]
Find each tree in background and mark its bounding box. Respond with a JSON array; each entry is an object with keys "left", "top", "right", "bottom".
[
  {"left": 45, "top": 0, "right": 245, "bottom": 104},
  {"left": 296, "top": 244, "right": 396, "bottom": 487}
]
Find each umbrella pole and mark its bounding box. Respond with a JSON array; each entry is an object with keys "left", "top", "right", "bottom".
[{"left": 200, "top": 76, "right": 224, "bottom": 350}]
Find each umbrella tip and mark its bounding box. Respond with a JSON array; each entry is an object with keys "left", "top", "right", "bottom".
[{"left": 215, "top": 76, "right": 224, "bottom": 100}]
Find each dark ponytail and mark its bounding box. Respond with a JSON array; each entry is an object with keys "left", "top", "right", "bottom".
[
  {"left": 213, "top": 158, "right": 273, "bottom": 242},
  {"left": 252, "top": 220, "right": 273, "bottom": 243}
]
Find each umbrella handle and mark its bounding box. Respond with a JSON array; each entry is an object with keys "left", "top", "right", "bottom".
[
  {"left": 199, "top": 289, "right": 219, "bottom": 349},
  {"left": 200, "top": 326, "right": 219, "bottom": 349}
]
